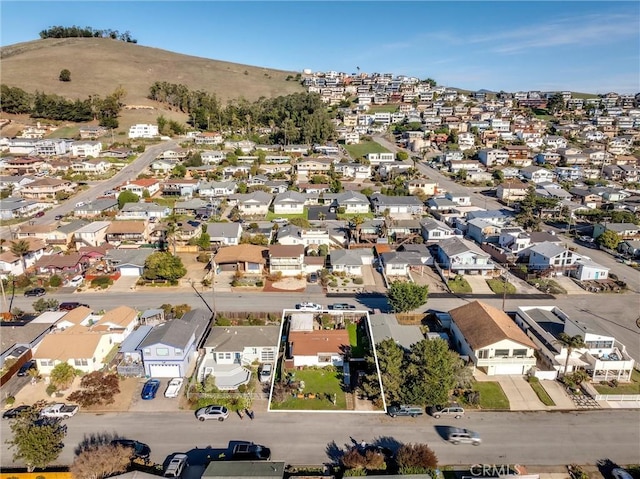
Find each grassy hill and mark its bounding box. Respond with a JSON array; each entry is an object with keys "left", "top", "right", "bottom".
[{"left": 1, "top": 38, "right": 305, "bottom": 134}]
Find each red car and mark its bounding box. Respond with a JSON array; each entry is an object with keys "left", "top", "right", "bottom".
[{"left": 35, "top": 211, "right": 45, "bottom": 218}]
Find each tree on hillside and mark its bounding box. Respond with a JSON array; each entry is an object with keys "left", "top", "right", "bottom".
[
  {"left": 59, "top": 69, "right": 71, "bottom": 82},
  {"left": 117, "top": 190, "right": 139, "bottom": 209},
  {"left": 70, "top": 443, "right": 133, "bottom": 479},
  {"left": 6, "top": 402, "right": 67, "bottom": 472},
  {"left": 596, "top": 230, "right": 620, "bottom": 250},
  {"left": 404, "top": 338, "right": 459, "bottom": 406},
  {"left": 67, "top": 372, "right": 120, "bottom": 407},
  {"left": 386, "top": 281, "right": 429, "bottom": 313}
]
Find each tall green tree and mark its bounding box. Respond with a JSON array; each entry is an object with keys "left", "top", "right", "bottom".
[
  {"left": 372, "top": 338, "right": 405, "bottom": 405},
  {"left": 555, "top": 333, "right": 586, "bottom": 376},
  {"left": 6, "top": 402, "right": 66, "bottom": 472},
  {"left": 50, "top": 362, "right": 77, "bottom": 389},
  {"left": 596, "top": 230, "right": 620, "bottom": 250},
  {"left": 143, "top": 252, "right": 187, "bottom": 282},
  {"left": 117, "top": 190, "right": 139, "bottom": 209},
  {"left": 9, "top": 240, "right": 30, "bottom": 273},
  {"left": 403, "top": 338, "right": 459, "bottom": 407},
  {"left": 386, "top": 281, "right": 429, "bottom": 313}
]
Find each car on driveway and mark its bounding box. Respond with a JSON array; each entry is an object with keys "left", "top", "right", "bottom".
[
  {"left": 111, "top": 439, "right": 151, "bottom": 463},
  {"left": 259, "top": 364, "right": 273, "bottom": 383},
  {"left": 164, "top": 378, "right": 184, "bottom": 398},
  {"left": 24, "top": 288, "right": 46, "bottom": 297},
  {"left": 2, "top": 405, "right": 30, "bottom": 420},
  {"left": 141, "top": 379, "right": 160, "bottom": 400},
  {"left": 296, "top": 302, "right": 322, "bottom": 311},
  {"left": 195, "top": 405, "right": 229, "bottom": 421},
  {"left": 17, "top": 360, "right": 37, "bottom": 377},
  {"left": 329, "top": 303, "right": 356, "bottom": 310},
  {"left": 308, "top": 272, "right": 318, "bottom": 283},
  {"left": 163, "top": 453, "right": 188, "bottom": 477}
]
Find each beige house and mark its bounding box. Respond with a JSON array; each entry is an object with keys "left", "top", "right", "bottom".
[
  {"left": 406, "top": 178, "right": 439, "bottom": 196},
  {"left": 105, "top": 221, "right": 149, "bottom": 244},
  {"left": 20, "top": 178, "right": 75, "bottom": 201}
]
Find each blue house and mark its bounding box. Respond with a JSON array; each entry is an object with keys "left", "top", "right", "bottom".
[{"left": 139, "top": 308, "right": 211, "bottom": 378}]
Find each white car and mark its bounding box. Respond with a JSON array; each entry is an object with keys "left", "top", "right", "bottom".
[
  {"left": 296, "top": 302, "right": 322, "bottom": 311},
  {"left": 259, "top": 364, "right": 273, "bottom": 383},
  {"left": 163, "top": 453, "right": 188, "bottom": 477},
  {"left": 164, "top": 378, "right": 184, "bottom": 398}
]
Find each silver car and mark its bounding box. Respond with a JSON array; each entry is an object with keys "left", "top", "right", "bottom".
[
  {"left": 447, "top": 427, "right": 481, "bottom": 445},
  {"left": 195, "top": 405, "right": 229, "bottom": 422}
]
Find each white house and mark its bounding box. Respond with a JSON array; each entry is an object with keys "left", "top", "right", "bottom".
[
  {"left": 198, "top": 326, "right": 279, "bottom": 388},
  {"left": 449, "top": 301, "right": 537, "bottom": 375},
  {"left": 478, "top": 148, "right": 509, "bottom": 167},
  {"left": 288, "top": 329, "right": 350, "bottom": 368},
  {"left": 329, "top": 249, "right": 374, "bottom": 276},
  {"left": 273, "top": 191, "right": 306, "bottom": 215},
  {"left": 571, "top": 258, "right": 609, "bottom": 281},
  {"left": 366, "top": 152, "right": 395, "bottom": 165},
  {"left": 525, "top": 242, "right": 581, "bottom": 272},
  {"left": 70, "top": 141, "right": 103, "bottom": 158},
  {"left": 436, "top": 237, "right": 495, "bottom": 276},
  {"left": 520, "top": 166, "right": 555, "bottom": 184},
  {"left": 515, "top": 306, "right": 635, "bottom": 381},
  {"left": 74, "top": 221, "right": 111, "bottom": 247},
  {"left": 128, "top": 124, "right": 159, "bottom": 139}
]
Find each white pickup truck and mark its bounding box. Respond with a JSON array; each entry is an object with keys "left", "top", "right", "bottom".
[{"left": 40, "top": 403, "right": 79, "bottom": 419}]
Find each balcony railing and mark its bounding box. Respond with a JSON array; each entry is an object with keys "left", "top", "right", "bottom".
[{"left": 477, "top": 356, "right": 537, "bottom": 366}]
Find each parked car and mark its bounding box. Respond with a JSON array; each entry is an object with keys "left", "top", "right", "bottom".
[
  {"left": 195, "top": 405, "right": 229, "bottom": 422},
  {"left": 17, "top": 360, "right": 37, "bottom": 377},
  {"left": 446, "top": 427, "right": 481, "bottom": 445},
  {"left": 164, "top": 378, "right": 184, "bottom": 398},
  {"left": 111, "top": 439, "right": 151, "bottom": 463},
  {"left": 387, "top": 404, "right": 424, "bottom": 418},
  {"left": 308, "top": 272, "right": 318, "bottom": 283},
  {"left": 296, "top": 302, "right": 322, "bottom": 311},
  {"left": 612, "top": 469, "right": 634, "bottom": 479},
  {"left": 230, "top": 441, "right": 271, "bottom": 460},
  {"left": 24, "top": 288, "right": 46, "bottom": 297},
  {"left": 163, "top": 453, "right": 188, "bottom": 477},
  {"left": 40, "top": 403, "right": 79, "bottom": 419},
  {"left": 428, "top": 404, "right": 465, "bottom": 419},
  {"left": 59, "top": 302, "right": 90, "bottom": 311},
  {"left": 54, "top": 215, "right": 64, "bottom": 220},
  {"left": 2, "top": 405, "right": 30, "bottom": 420},
  {"left": 258, "top": 364, "right": 273, "bottom": 383},
  {"left": 329, "top": 303, "right": 356, "bottom": 310},
  {"left": 68, "top": 275, "right": 84, "bottom": 287},
  {"left": 35, "top": 211, "right": 45, "bottom": 218},
  {"left": 271, "top": 218, "right": 289, "bottom": 225},
  {"left": 141, "top": 379, "right": 161, "bottom": 400}
]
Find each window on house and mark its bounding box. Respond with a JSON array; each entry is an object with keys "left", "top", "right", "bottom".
[
  {"left": 513, "top": 349, "right": 528, "bottom": 357},
  {"left": 156, "top": 348, "right": 169, "bottom": 356},
  {"left": 494, "top": 349, "right": 510, "bottom": 357},
  {"left": 477, "top": 349, "right": 488, "bottom": 359},
  {"left": 318, "top": 354, "right": 332, "bottom": 363},
  {"left": 174, "top": 349, "right": 183, "bottom": 356},
  {"left": 144, "top": 349, "right": 151, "bottom": 355},
  {"left": 74, "top": 359, "right": 89, "bottom": 366}
]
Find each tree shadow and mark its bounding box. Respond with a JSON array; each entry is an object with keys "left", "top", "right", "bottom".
[
  {"left": 597, "top": 459, "right": 621, "bottom": 479},
  {"left": 325, "top": 440, "right": 344, "bottom": 463},
  {"left": 74, "top": 431, "right": 119, "bottom": 455},
  {"left": 370, "top": 435, "right": 403, "bottom": 453},
  {"left": 434, "top": 425, "right": 453, "bottom": 442}
]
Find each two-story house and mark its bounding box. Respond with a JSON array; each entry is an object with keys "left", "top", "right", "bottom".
[
  {"left": 436, "top": 237, "right": 495, "bottom": 276},
  {"left": 268, "top": 244, "right": 305, "bottom": 276}
]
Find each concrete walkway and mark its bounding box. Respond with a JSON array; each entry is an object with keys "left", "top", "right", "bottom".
[
  {"left": 464, "top": 275, "right": 494, "bottom": 294},
  {"left": 108, "top": 275, "right": 139, "bottom": 293},
  {"left": 540, "top": 380, "right": 575, "bottom": 409},
  {"left": 495, "top": 375, "right": 544, "bottom": 411},
  {"left": 554, "top": 275, "right": 591, "bottom": 295}
]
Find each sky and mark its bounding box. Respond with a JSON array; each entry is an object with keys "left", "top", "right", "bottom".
[{"left": 1, "top": 1, "right": 639, "bottom": 94}]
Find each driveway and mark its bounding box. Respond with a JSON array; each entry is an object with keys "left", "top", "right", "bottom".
[
  {"left": 553, "top": 275, "right": 592, "bottom": 295},
  {"left": 494, "top": 375, "right": 544, "bottom": 411},
  {"left": 109, "top": 275, "right": 140, "bottom": 293},
  {"left": 464, "top": 275, "right": 494, "bottom": 294},
  {"left": 129, "top": 378, "right": 186, "bottom": 412},
  {"left": 539, "top": 380, "right": 575, "bottom": 410}
]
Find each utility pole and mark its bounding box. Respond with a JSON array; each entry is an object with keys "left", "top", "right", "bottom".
[{"left": 501, "top": 265, "right": 508, "bottom": 311}]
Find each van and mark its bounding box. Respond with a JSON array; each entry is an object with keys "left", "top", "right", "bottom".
[
  {"left": 446, "top": 427, "right": 481, "bottom": 445},
  {"left": 69, "top": 275, "right": 84, "bottom": 287},
  {"left": 428, "top": 404, "right": 465, "bottom": 419},
  {"left": 163, "top": 453, "right": 188, "bottom": 477}
]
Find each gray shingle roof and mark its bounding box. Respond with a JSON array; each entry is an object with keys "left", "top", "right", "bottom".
[
  {"left": 438, "top": 237, "right": 487, "bottom": 257},
  {"left": 140, "top": 308, "right": 211, "bottom": 350},
  {"left": 203, "top": 326, "right": 280, "bottom": 350},
  {"left": 105, "top": 248, "right": 154, "bottom": 267},
  {"left": 528, "top": 241, "right": 568, "bottom": 258}
]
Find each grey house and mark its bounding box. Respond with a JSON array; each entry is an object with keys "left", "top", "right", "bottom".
[{"left": 139, "top": 308, "right": 211, "bottom": 378}]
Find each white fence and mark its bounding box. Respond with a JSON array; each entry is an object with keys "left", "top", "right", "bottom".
[
  {"left": 533, "top": 369, "right": 558, "bottom": 380},
  {"left": 594, "top": 394, "right": 640, "bottom": 402}
]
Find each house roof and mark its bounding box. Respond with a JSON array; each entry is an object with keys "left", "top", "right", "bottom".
[
  {"left": 438, "top": 237, "right": 488, "bottom": 258},
  {"left": 202, "top": 460, "right": 286, "bottom": 479},
  {"left": 75, "top": 221, "right": 112, "bottom": 234},
  {"left": 601, "top": 222, "right": 640, "bottom": 233},
  {"left": 139, "top": 308, "right": 211, "bottom": 349},
  {"left": 230, "top": 191, "right": 273, "bottom": 205},
  {"left": 105, "top": 248, "right": 154, "bottom": 268},
  {"left": 107, "top": 221, "right": 147, "bottom": 234},
  {"left": 269, "top": 244, "right": 304, "bottom": 258},
  {"left": 214, "top": 244, "right": 268, "bottom": 265},
  {"left": 449, "top": 301, "right": 536, "bottom": 350},
  {"left": 18, "top": 224, "right": 57, "bottom": 235},
  {"left": 289, "top": 330, "right": 350, "bottom": 356},
  {"left": 34, "top": 252, "right": 90, "bottom": 269},
  {"left": 118, "top": 325, "right": 153, "bottom": 353},
  {"left": 204, "top": 326, "right": 280, "bottom": 350},
  {"left": 57, "top": 219, "right": 90, "bottom": 234},
  {"left": 59, "top": 306, "right": 93, "bottom": 325},
  {"left": 33, "top": 329, "right": 108, "bottom": 361},
  {"left": 273, "top": 190, "right": 306, "bottom": 203},
  {"left": 207, "top": 222, "right": 242, "bottom": 238},
  {"left": 370, "top": 193, "right": 423, "bottom": 206},
  {"left": 369, "top": 313, "right": 423, "bottom": 350},
  {"left": 528, "top": 241, "right": 568, "bottom": 259},
  {"left": 0, "top": 322, "right": 54, "bottom": 355},
  {"left": 330, "top": 248, "right": 373, "bottom": 265},
  {"left": 96, "top": 306, "right": 138, "bottom": 329},
  {"left": 380, "top": 250, "right": 431, "bottom": 266},
  {"left": 120, "top": 202, "right": 168, "bottom": 213}
]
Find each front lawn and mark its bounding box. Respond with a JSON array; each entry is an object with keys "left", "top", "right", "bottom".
[
  {"left": 527, "top": 278, "right": 567, "bottom": 295},
  {"left": 266, "top": 210, "right": 309, "bottom": 220},
  {"left": 270, "top": 368, "right": 347, "bottom": 410},
  {"left": 472, "top": 382, "right": 510, "bottom": 410},
  {"left": 448, "top": 276, "right": 472, "bottom": 293},
  {"left": 486, "top": 278, "right": 516, "bottom": 294},
  {"left": 594, "top": 369, "right": 640, "bottom": 395},
  {"left": 344, "top": 140, "right": 390, "bottom": 160}
]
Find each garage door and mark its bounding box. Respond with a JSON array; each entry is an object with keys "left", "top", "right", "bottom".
[
  {"left": 148, "top": 364, "right": 181, "bottom": 378},
  {"left": 119, "top": 266, "right": 141, "bottom": 277},
  {"left": 494, "top": 364, "right": 525, "bottom": 375}
]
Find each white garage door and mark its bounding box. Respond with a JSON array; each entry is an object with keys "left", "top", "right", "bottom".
[
  {"left": 148, "top": 364, "right": 181, "bottom": 378},
  {"left": 494, "top": 364, "right": 525, "bottom": 375},
  {"left": 119, "top": 266, "right": 141, "bottom": 277}
]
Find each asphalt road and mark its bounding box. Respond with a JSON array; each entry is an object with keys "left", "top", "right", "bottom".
[
  {"left": 1, "top": 409, "right": 639, "bottom": 468},
  {"left": 1, "top": 140, "right": 179, "bottom": 241}
]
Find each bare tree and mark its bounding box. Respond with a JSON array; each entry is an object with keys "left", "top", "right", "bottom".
[{"left": 70, "top": 444, "right": 132, "bottom": 479}]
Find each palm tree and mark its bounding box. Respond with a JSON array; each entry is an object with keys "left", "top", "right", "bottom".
[
  {"left": 555, "top": 332, "right": 586, "bottom": 377},
  {"left": 10, "top": 240, "right": 30, "bottom": 274},
  {"left": 318, "top": 212, "right": 326, "bottom": 225},
  {"left": 164, "top": 221, "right": 179, "bottom": 256},
  {"left": 350, "top": 215, "right": 365, "bottom": 244}
]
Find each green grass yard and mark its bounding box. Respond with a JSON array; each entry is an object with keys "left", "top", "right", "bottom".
[
  {"left": 486, "top": 278, "right": 516, "bottom": 294},
  {"left": 266, "top": 210, "right": 309, "bottom": 220},
  {"left": 472, "top": 381, "right": 510, "bottom": 410},
  {"left": 270, "top": 368, "right": 347, "bottom": 410},
  {"left": 344, "top": 140, "right": 390, "bottom": 160},
  {"left": 528, "top": 379, "right": 555, "bottom": 406},
  {"left": 448, "top": 276, "right": 472, "bottom": 293},
  {"left": 594, "top": 369, "right": 640, "bottom": 395},
  {"left": 346, "top": 321, "right": 367, "bottom": 358}
]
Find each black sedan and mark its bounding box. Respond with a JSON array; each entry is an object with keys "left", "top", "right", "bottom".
[
  {"left": 111, "top": 439, "right": 151, "bottom": 462},
  {"left": 230, "top": 441, "right": 271, "bottom": 460},
  {"left": 2, "top": 405, "right": 30, "bottom": 420},
  {"left": 24, "top": 288, "right": 46, "bottom": 297}
]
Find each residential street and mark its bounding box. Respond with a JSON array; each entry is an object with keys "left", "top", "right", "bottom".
[{"left": 1, "top": 409, "right": 638, "bottom": 468}]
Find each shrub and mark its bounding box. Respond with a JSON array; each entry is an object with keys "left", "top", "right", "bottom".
[
  {"left": 216, "top": 316, "right": 232, "bottom": 326},
  {"left": 353, "top": 277, "right": 364, "bottom": 285},
  {"left": 197, "top": 253, "right": 210, "bottom": 263},
  {"left": 46, "top": 384, "right": 57, "bottom": 396},
  {"left": 49, "top": 275, "right": 62, "bottom": 287},
  {"left": 256, "top": 280, "right": 264, "bottom": 287},
  {"left": 329, "top": 280, "right": 338, "bottom": 288},
  {"left": 14, "top": 275, "right": 31, "bottom": 288},
  {"left": 90, "top": 276, "right": 113, "bottom": 289},
  {"left": 527, "top": 376, "right": 539, "bottom": 383},
  {"left": 5, "top": 396, "right": 15, "bottom": 406}
]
